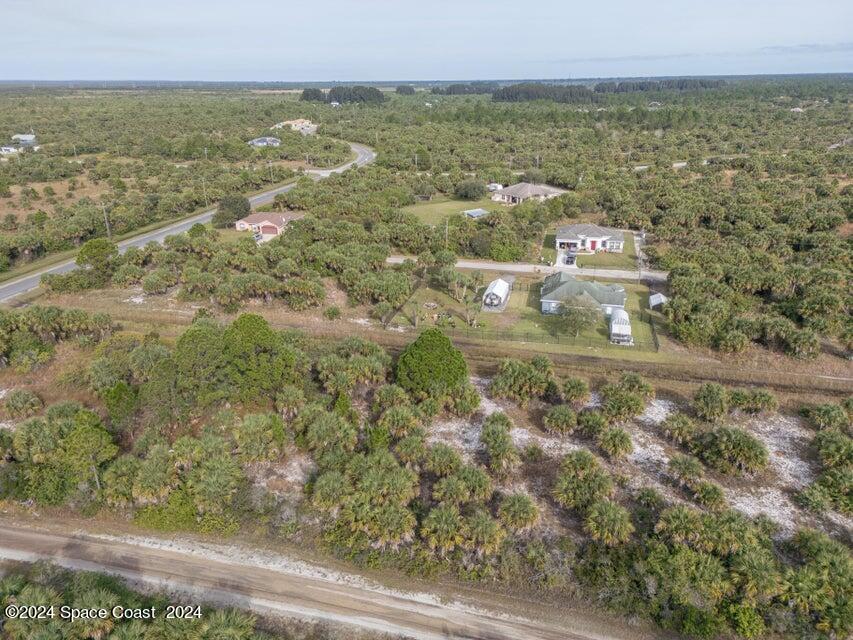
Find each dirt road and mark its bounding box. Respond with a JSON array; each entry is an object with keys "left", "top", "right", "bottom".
[{"left": 0, "top": 523, "right": 645, "bottom": 640}]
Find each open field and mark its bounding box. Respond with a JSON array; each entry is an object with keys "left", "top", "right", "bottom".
[{"left": 402, "top": 195, "right": 496, "bottom": 225}]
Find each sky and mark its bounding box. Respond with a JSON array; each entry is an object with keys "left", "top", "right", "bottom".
[{"left": 2, "top": 0, "right": 851, "bottom": 81}]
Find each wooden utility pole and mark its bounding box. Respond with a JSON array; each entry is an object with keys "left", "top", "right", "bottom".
[{"left": 101, "top": 203, "right": 112, "bottom": 239}]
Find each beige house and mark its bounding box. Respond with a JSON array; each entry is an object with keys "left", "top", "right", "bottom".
[
  {"left": 271, "top": 119, "right": 318, "bottom": 135},
  {"left": 235, "top": 212, "right": 303, "bottom": 242},
  {"left": 491, "top": 182, "right": 565, "bottom": 205}
]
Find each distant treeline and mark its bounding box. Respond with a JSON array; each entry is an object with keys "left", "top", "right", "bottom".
[
  {"left": 492, "top": 83, "right": 600, "bottom": 103},
  {"left": 431, "top": 82, "right": 499, "bottom": 95},
  {"left": 301, "top": 85, "right": 386, "bottom": 104},
  {"left": 594, "top": 78, "right": 726, "bottom": 93}
]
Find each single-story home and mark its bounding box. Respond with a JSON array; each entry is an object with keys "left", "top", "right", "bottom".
[
  {"left": 330, "top": 101, "right": 341, "bottom": 108},
  {"left": 555, "top": 223, "right": 625, "bottom": 254},
  {"left": 0, "top": 146, "right": 20, "bottom": 156},
  {"left": 483, "top": 278, "right": 511, "bottom": 308},
  {"left": 235, "top": 212, "right": 303, "bottom": 241},
  {"left": 540, "top": 272, "right": 627, "bottom": 316},
  {"left": 649, "top": 292, "right": 668, "bottom": 309},
  {"left": 486, "top": 182, "right": 503, "bottom": 192},
  {"left": 609, "top": 308, "right": 634, "bottom": 346},
  {"left": 463, "top": 208, "right": 489, "bottom": 219},
  {"left": 491, "top": 182, "right": 565, "bottom": 205},
  {"left": 12, "top": 133, "right": 36, "bottom": 147},
  {"left": 271, "top": 119, "right": 317, "bottom": 135},
  {"left": 248, "top": 137, "right": 281, "bottom": 148}
]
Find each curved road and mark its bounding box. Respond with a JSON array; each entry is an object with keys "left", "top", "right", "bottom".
[
  {"left": 0, "top": 524, "right": 637, "bottom": 640},
  {"left": 0, "top": 142, "right": 376, "bottom": 303}
]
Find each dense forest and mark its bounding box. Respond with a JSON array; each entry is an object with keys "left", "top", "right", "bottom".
[{"left": 0, "top": 77, "right": 850, "bottom": 357}]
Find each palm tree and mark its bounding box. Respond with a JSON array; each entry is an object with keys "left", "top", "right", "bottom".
[
  {"left": 583, "top": 500, "right": 634, "bottom": 546},
  {"left": 498, "top": 493, "right": 539, "bottom": 531},
  {"left": 543, "top": 405, "right": 577, "bottom": 435},
  {"left": 597, "top": 427, "right": 633, "bottom": 459},
  {"left": 668, "top": 453, "right": 704, "bottom": 489},
  {"left": 187, "top": 455, "right": 243, "bottom": 514},
  {"left": 552, "top": 450, "right": 614, "bottom": 511},
  {"left": 661, "top": 412, "right": 697, "bottom": 445},
  {"left": 201, "top": 608, "right": 256, "bottom": 640},
  {"left": 654, "top": 505, "right": 703, "bottom": 546},
  {"left": 432, "top": 475, "right": 471, "bottom": 506},
  {"left": 456, "top": 465, "right": 493, "bottom": 503},
  {"left": 312, "top": 471, "right": 351, "bottom": 513},
  {"left": 377, "top": 405, "right": 420, "bottom": 438},
  {"left": 425, "top": 443, "right": 462, "bottom": 477},
  {"left": 72, "top": 588, "right": 120, "bottom": 639},
  {"left": 464, "top": 510, "right": 506, "bottom": 557},
  {"left": 370, "top": 503, "right": 416, "bottom": 549},
  {"left": 730, "top": 547, "right": 782, "bottom": 604},
  {"left": 420, "top": 504, "right": 465, "bottom": 555}
]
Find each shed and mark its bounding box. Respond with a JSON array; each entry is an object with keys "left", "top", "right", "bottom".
[
  {"left": 483, "top": 278, "right": 511, "bottom": 307},
  {"left": 609, "top": 309, "right": 634, "bottom": 346},
  {"left": 649, "top": 293, "right": 668, "bottom": 309},
  {"left": 463, "top": 208, "right": 489, "bottom": 219}
]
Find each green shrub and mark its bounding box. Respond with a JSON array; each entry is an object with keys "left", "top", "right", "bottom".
[
  {"left": 693, "top": 480, "right": 726, "bottom": 511},
  {"left": 323, "top": 306, "right": 341, "bottom": 320},
  {"left": 693, "top": 383, "right": 728, "bottom": 422},
  {"left": 4, "top": 389, "right": 43, "bottom": 418},
  {"left": 661, "top": 412, "right": 697, "bottom": 445},
  {"left": 583, "top": 500, "right": 634, "bottom": 546},
  {"left": 802, "top": 403, "right": 849, "bottom": 432},
  {"left": 597, "top": 427, "right": 633, "bottom": 459},
  {"left": 553, "top": 450, "right": 613, "bottom": 511},
  {"left": 577, "top": 410, "right": 608, "bottom": 437},
  {"left": 694, "top": 427, "right": 769, "bottom": 475},
  {"left": 729, "top": 388, "right": 778, "bottom": 414},
  {"left": 542, "top": 405, "right": 577, "bottom": 435},
  {"left": 562, "top": 377, "right": 590, "bottom": 405},
  {"left": 396, "top": 328, "right": 467, "bottom": 398}
]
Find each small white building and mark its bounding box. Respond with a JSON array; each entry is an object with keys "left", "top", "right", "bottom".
[
  {"left": 486, "top": 182, "right": 503, "bottom": 192},
  {"left": 609, "top": 309, "right": 634, "bottom": 346},
  {"left": 330, "top": 101, "right": 341, "bottom": 108},
  {"left": 12, "top": 133, "right": 36, "bottom": 147},
  {"left": 649, "top": 293, "right": 669, "bottom": 309},
  {"left": 248, "top": 136, "right": 281, "bottom": 148},
  {"left": 483, "top": 278, "right": 511, "bottom": 308},
  {"left": 463, "top": 208, "right": 489, "bottom": 219},
  {"left": 0, "top": 146, "right": 20, "bottom": 156}
]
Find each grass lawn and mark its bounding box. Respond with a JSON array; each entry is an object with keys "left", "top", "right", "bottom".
[
  {"left": 541, "top": 228, "right": 638, "bottom": 269},
  {"left": 576, "top": 233, "right": 637, "bottom": 269},
  {"left": 391, "top": 274, "right": 657, "bottom": 351},
  {"left": 214, "top": 226, "right": 252, "bottom": 244},
  {"left": 402, "top": 195, "right": 496, "bottom": 226}
]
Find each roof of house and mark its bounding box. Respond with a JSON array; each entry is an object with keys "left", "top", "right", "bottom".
[
  {"left": 463, "top": 208, "right": 490, "bottom": 218},
  {"left": 555, "top": 223, "right": 624, "bottom": 242},
  {"left": 248, "top": 136, "right": 281, "bottom": 145},
  {"left": 497, "top": 182, "right": 565, "bottom": 199},
  {"left": 11, "top": 134, "right": 35, "bottom": 142},
  {"left": 540, "top": 272, "right": 627, "bottom": 307},
  {"left": 649, "top": 292, "right": 669, "bottom": 308},
  {"left": 238, "top": 212, "right": 303, "bottom": 227}
]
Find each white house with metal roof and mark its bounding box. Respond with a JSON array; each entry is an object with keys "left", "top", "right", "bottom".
[{"left": 463, "top": 208, "right": 490, "bottom": 219}]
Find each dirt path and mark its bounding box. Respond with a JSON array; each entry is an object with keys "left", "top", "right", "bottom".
[{"left": 0, "top": 521, "right": 651, "bottom": 640}]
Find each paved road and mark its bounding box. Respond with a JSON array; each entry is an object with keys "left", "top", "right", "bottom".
[
  {"left": 0, "top": 524, "right": 630, "bottom": 640},
  {"left": 387, "top": 255, "right": 668, "bottom": 283},
  {"left": 0, "top": 142, "right": 376, "bottom": 304}
]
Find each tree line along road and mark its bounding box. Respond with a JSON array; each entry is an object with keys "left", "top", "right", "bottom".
[{"left": 0, "top": 142, "right": 376, "bottom": 304}]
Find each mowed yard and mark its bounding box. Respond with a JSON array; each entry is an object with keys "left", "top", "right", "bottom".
[
  {"left": 391, "top": 273, "right": 657, "bottom": 351},
  {"left": 402, "top": 195, "right": 496, "bottom": 225},
  {"left": 541, "top": 229, "right": 638, "bottom": 269}
]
